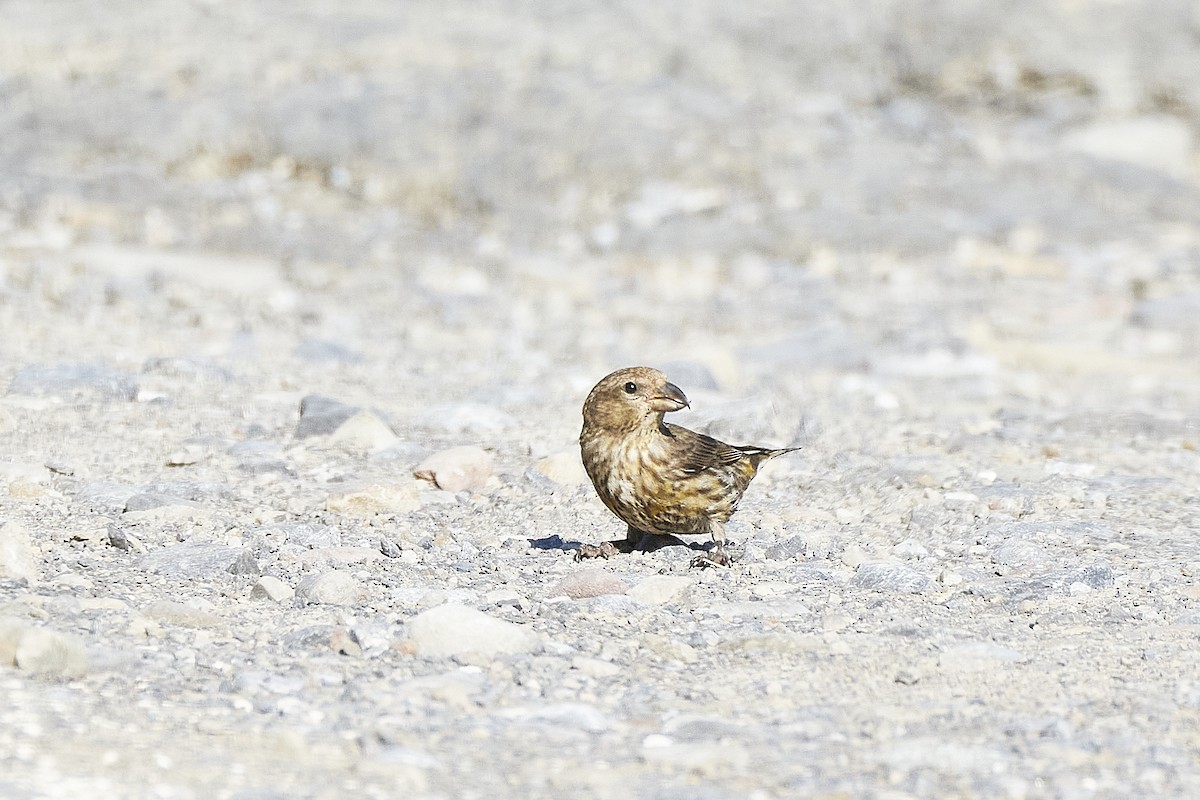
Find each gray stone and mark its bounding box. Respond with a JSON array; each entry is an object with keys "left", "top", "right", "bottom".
[
  {"left": 296, "top": 395, "right": 389, "bottom": 439},
  {"left": 74, "top": 482, "right": 139, "bottom": 513},
  {"left": 764, "top": 535, "right": 808, "bottom": 561},
  {"left": 136, "top": 543, "right": 244, "bottom": 579},
  {"left": 852, "top": 561, "right": 934, "bottom": 594},
  {"left": 8, "top": 363, "right": 138, "bottom": 401}
]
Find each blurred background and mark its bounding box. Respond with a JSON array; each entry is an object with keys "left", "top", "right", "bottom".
[{"left": 1, "top": 0, "right": 1199, "bottom": 435}]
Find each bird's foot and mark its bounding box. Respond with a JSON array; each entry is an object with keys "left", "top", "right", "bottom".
[
  {"left": 690, "top": 546, "right": 732, "bottom": 568},
  {"left": 574, "top": 541, "right": 627, "bottom": 561}
]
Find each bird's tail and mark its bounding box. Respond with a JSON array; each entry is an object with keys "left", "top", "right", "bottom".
[{"left": 740, "top": 445, "right": 801, "bottom": 469}]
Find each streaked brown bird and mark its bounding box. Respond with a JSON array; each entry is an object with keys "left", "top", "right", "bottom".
[{"left": 578, "top": 366, "right": 799, "bottom": 566}]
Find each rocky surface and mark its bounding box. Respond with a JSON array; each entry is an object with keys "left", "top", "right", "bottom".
[{"left": 2, "top": 2, "right": 1200, "bottom": 798}]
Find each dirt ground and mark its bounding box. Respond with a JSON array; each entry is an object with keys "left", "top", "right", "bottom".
[{"left": 2, "top": 2, "right": 1200, "bottom": 798}]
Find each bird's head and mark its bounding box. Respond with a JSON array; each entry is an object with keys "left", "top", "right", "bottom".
[{"left": 582, "top": 366, "right": 689, "bottom": 432}]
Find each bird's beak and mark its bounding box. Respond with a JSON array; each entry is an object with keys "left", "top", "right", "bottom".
[{"left": 651, "top": 382, "right": 689, "bottom": 412}]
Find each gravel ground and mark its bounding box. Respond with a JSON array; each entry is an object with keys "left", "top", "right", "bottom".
[{"left": 3, "top": 2, "right": 1200, "bottom": 798}]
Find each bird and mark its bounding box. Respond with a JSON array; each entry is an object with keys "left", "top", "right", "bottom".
[{"left": 577, "top": 366, "right": 799, "bottom": 567}]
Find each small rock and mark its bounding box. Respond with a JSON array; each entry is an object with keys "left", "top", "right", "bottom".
[
  {"left": 136, "top": 543, "right": 244, "bottom": 579},
  {"left": 379, "top": 537, "right": 403, "bottom": 558},
  {"left": 0, "top": 522, "right": 39, "bottom": 585},
  {"left": 405, "top": 604, "right": 538, "bottom": 657},
  {"left": 296, "top": 571, "right": 360, "bottom": 606},
  {"left": 296, "top": 395, "right": 391, "bottom": 439},
  {"left": 413, "top": 446, "right": 494, "bottom": 493},
  {"left": 330, "top": 627, "right": 363, "bottom": 657},
  {"left": 891, "top": 538, "right": 929, "bottom": 559},
  {"left": 74, "top": 482, "right": 138, "bottom": 513},
  {"left": 251, "top": 576, "right": 295, "bottom": 602},
  {"left": 325, "top": 482, "right": 422, "bottom": 516},
  {"left": 106, "top": 525, "right": 146, "bottom": 553},
  {"left": 8, "top": 363, "right": 138, "bottom": 402},
  {"left": 123, "top": 492, "right": 201, "bottom": 513},
  {"left": 764, "top": 535, "right": 807, "bottom": 561},
  {"left": 852, "top": 561, "right": 933, "bottom": 594},
  {"left": 534, "top": 449, "right": 589, "bottom": 485},
  {"left": 328, "top": 411, "right": 399, "bottom": 452},
  {"left": 12, "top": 627, "right": 88, "bottom": 678},
  {"left": 143, "top": 601, "right": 222, "bottom": 628},
  {"left": 226, "top": 549, "right": 261, "bottom": 576},
  {"left": 840, "top": 544, "right": 868, "bottom": 568},
  {"left": 548, "top": 569, "right": 627, "bottom": 600},
  {"left": 627, "top": 575, "right": 693, "bottom": 604},
  {"left": 895, "top": 668, "right": 921, "bottom": 685}
]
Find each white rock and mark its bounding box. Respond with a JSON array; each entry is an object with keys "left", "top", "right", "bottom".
[
  {"left": 251, "top": 576, "right": 295, "bottom": 602},
  {"left": 296, "top": 571, "right": 360, "bottom": 606},
  {"left": 325, "top": 482, "right": 422, "bottom": 516},
  {"left": 534, "top": 448, "right": 589, "bottom": 485},
  {"left": 328, "top": 411, "right": 399, "bottom": 453},
  {"left": 0, "top": 521, "right": 39, "bottom": 585},
  {"left": 548, "top": 569, "right": 626, "bottom": 600},
  {"left": 413, "top": 446, "right": 494, "bottom": 493},
  {"left": 406, "top": 604, "right": 538, "bottom": 657},
  {"left": 627, "top": 575, "right": 693, "bottom": 605}
]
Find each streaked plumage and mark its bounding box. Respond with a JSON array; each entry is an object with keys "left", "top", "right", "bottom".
[{"left": 578, "top": 366, "right": 798, "bottom": 566}]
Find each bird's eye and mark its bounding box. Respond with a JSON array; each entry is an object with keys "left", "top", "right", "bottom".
[{"left": 623, "top": 381, "right": 637, "bottom": 394}]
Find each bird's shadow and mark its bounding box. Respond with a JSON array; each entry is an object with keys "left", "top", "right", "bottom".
[{"left": 527, "top": 533, "right": 710, "bottom": 554}]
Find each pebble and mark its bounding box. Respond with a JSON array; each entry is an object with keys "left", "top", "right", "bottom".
[
  {"left": 136, "top": 543, "right": 245, "bottom": 579},
  {"left": 626, "top": 575, "right": 693, "bottom": 604},
  {"left": 295, "top": 571, "right": 361, "bottom": 606},
  {"left": 764, "top": 535, "right": 807, "bottom": 561},
  {"left": 325, "top": 482, "right": 422, "bottom": 515},
  {"left": 0, "top": 521, "right": 39, "bottom": 585},
  {"left": 296, "top": 395, "right": 387, "bottom": 439},
  {"left": 143, "top": 601, "right": 222, "bottom": 628},
  {"left": 548, "top": 569, "right": 627, "bottom": 600},
  {"left": 891, "top": 538, "right": 930, "bottom": 559},
  {"left": 7, "top": 363, "right": 138, "bottom": 402},
  {"left": 251, "top": 576, "right": 295, "bottom": 602},
  {"left": 327, "top": 410, "right": 400, "bottom": 452},
  {"left": 852, "top": 561, "right": 934, "bottom": 594},
  {"left": 533, "top": 449, "right": 590, "bottom": 485},
  {"left": 405, "top": 604, "right": 539, "bottom": 657},
  {"left": 413, "top": 446, "right": 494, "bottom": 492}
]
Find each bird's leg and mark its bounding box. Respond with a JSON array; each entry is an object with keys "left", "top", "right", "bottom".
[
  {"left": 575, "top": 525, "right": 643, "bottom": 561},
  {"left": 690, "top": 521, "right": 732, "bottom": 568}
]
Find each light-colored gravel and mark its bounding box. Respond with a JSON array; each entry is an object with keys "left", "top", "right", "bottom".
[{"left": 2, "top": 2, "right": 1200, "bottom": 798}]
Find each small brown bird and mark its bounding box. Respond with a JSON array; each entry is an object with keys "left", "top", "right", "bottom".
[{"left": 578, "top": 366, "right": 798, "bottom": 566}]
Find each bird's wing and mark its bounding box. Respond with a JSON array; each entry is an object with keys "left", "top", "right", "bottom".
[{"left": 663, "top": 423, "right": 749, "bottom": 473}]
